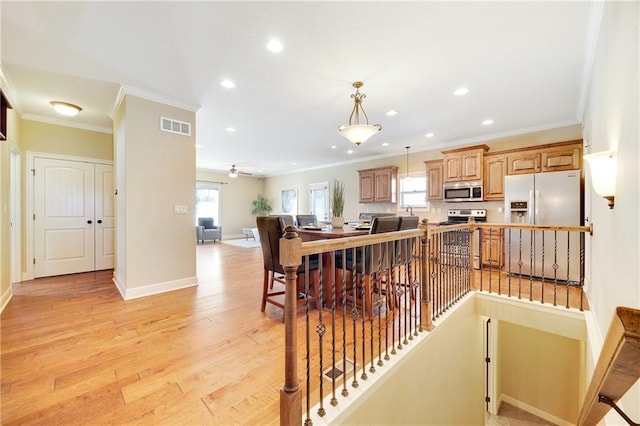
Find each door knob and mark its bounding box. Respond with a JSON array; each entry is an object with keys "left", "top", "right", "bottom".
[
  {"left": 97, "top": 220, "right": 102, "bottom": 224},
  {"left": 87, "top": 220, "right": 92, "bottom": 224}
]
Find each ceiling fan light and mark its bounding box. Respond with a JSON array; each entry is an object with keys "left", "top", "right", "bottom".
[
  {"left": 50, "top": 101, "right": 82, "bottom": 117},
  {"left": 228, "top": 170, "right": 238, "bottom": 178},
  {"left": 338, "top": 124, "right": 382, "bottom": 146}
]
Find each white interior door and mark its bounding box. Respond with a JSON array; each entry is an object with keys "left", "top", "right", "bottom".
[
  {"left": 35, "top": 158, "right": 96, "bottom": 277},
  {"left": 95, "top": 164, "right": 115, "bottom": 270}
]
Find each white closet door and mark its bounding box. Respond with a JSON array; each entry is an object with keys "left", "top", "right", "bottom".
[
  {"left": 95, "top": 164, "right": 115, "bottom": 270},
  {"left": 34, "top": 158, "right": 95, "bottom": 277}
]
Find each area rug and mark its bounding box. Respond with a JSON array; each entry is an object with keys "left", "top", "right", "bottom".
[{"left": 221, "top": 239, "right": 261, "bottom": 249}]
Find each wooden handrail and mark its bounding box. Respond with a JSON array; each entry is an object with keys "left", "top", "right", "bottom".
[{"left": 578, "top": 306, "right": 640, "bottom": 425}]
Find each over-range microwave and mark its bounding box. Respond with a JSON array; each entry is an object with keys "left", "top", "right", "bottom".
[{"left": 443, "top": 181, "right": 483, "bottom": 202}]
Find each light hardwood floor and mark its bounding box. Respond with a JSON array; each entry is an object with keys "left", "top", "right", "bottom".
[
  {"left": 1, "top": 243, "right": 285, "bottom": 425},
  {"left": 1, "top": 243, "right": 587, "bottom": 425}
]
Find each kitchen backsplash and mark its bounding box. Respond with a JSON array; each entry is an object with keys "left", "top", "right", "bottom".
[{"left": 360, "top": 200, "right": 507, "bottom": 225}]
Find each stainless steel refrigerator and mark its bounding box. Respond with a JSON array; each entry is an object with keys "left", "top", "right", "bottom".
[{"left": 504, "top": 170, "right": 581, "bottom": 283}]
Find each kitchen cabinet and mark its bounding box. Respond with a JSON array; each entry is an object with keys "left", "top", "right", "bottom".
[
  {"left": 541, "top": 144, "right": 581, "bottom": 172},
  {"left": 505, "top": 140, "right": 582, "bottom": 175},
  {"left": 425, "top": 160, "right": 443, "bottom": 200},
  {"left": 358, "top": 166, "right": 398, "bottom": 203},
  {"left": 480, "top": 228, "right": 503, "bottom": 268},
  {"left": 441, "top": 145, "right": 489, "bottom": 182},
  {"left": 483, "top": 153, "right": 507, "bottom": 200}
]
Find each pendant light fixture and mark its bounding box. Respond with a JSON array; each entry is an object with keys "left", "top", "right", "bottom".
[
  {"left": 338, "top": 81, "right": 382, "bottom": 146},
  {"left": 405, "top": 146, "right": 411, "bottom": 181}
]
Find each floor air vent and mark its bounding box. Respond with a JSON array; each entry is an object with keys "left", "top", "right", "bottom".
[
  {"left": 160, "top": 116, "right": 191, "bottom": 136},
  {"left": 322, "top": 358, "right": 354, "bottom": 382}
]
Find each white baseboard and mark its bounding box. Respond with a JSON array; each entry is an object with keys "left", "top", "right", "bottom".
[
  {"left": 0, "top": 284, "right": 13, "bottom": 313},
  {"left": 116, "top": 275, "right": 198, "bottom": 300},
  {"left": 500, "top": 394, "right": 573, "bottom": 426}
]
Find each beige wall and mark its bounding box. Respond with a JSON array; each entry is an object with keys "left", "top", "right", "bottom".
[
  {"left": 335, "top": 297, "right": 485, "bottom": 425},
  {"left": 113, "top": 95, "right": 196, "bottom": 297},
  {"left": 195, "top": 170, "right": 265, "bottom": 238},
  {"left": 20, "top": 120, "right": 112, "bottom": 160},
  {"left": 498, "top": 321, "right": 581, "bottom": 423},
  {"left": 582, "top": 1, "right": 639, "bottom": 420}
]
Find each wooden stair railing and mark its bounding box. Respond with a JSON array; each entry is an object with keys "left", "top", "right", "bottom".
[{"left": 578, "top": 306, "right": 640, "bottom": 425}]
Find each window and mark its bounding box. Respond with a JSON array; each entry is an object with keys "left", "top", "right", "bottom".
[
  {"left": 400, "top": 175, "right": 427, "bottom": 208},
  {"left": 195, "top": 187, "right": 220, "bottom": 225},
  {"left": 309, "top": 182, "right": 329, "bottom": 221}
]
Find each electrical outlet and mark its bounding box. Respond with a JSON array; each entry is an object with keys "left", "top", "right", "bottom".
[{"left": 174, "top": 205, "right": 188, "bottom": 214}]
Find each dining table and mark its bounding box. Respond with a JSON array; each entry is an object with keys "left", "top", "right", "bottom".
[{"left": 296, "top": 225, "right": 370, "bottom": 308}]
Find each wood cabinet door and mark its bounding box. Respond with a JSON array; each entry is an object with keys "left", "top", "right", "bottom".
[
  {"left": 374, "top": 169, "right": 392, "bottom": 201},
  {"left": 425, "top": 160, "right": 443, "bottom": 200},
  {"left": 443, "top": 155, "right": 462, "bottom": 182},
  {"left": 359, "top": 171, "right": 375, "bottom": 202},
  {"left": 483, "top": 154, "right": 506, "bottom": 200},
  {"left": 507, "top": 152, "right": 541, "bottom": 175},
  {"left": 541, "top": 145, "right": 581, "bottom": 172},
  {"left": 481, "top": 229, "right": 503, "bottom": 268},
  {"left": 461, "top": 151, "right": 482, "bottom": 180}
]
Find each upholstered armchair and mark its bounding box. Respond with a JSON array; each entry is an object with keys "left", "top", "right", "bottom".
[{"left": 196, "top": 217, "right": 222, "bottom": 243}]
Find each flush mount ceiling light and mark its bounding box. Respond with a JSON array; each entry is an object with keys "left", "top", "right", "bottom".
[
  {"left": 338, "top": 81, "right": 382, "bottom": 146},
  {"left": 50, "top": 101, "right": 82, "bottom": 117}
]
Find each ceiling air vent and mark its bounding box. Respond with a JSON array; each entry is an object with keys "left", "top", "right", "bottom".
[{"left": 160, "top": 116, "right": 191, "bottom": 136}]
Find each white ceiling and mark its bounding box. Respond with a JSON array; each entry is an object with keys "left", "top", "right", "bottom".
[{"left": 1, "top": 1, "right": 593, "bottom": 177}]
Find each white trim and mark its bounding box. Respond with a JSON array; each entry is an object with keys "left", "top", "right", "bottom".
[
  {"left": 110, "top": 84, "right": 200, "bottom": 119},
  {"left": 10, "top": 148, "right": 21, "bottom": 285},
  {"left": 25, "top": 151, "right": 114, "bottom": 280},
  {"left": 500, "top": 394, "right": 574, "bottom": 426},
  {"left": 119, "top": 276, "right": 198, "bottom": 301},
  {"left": 21, "top": 114, "right": 113, "bottom": 134},
  {"left": 0, "top": 283, "right": 13, "bottom": 314}
]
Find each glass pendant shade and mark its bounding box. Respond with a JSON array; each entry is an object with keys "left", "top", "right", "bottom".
[
  {"left": 338, "top": 124, "right": 382, "bottom": 146},
  {"left": 584, "top": 150, "right": 617, "bottom": 208}
]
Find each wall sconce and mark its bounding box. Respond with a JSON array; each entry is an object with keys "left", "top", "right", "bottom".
[{"left": 584, "top": 150, "right": 617, "bottom": 209}]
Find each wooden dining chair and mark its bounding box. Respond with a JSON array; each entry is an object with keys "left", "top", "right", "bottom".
[
  {"left": 335, "top": 216, "right": 401, "bottom": 317},
  {"left": 256, "top": 216, "right": 320, "bottom": 321}
]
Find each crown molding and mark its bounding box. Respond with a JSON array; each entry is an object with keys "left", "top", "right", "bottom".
[
  {"left": 109, "top": 84, "right": 200, "bottom": 119},
  {"left": 22, "top": 113, "right": 113, "bottom": 134}
]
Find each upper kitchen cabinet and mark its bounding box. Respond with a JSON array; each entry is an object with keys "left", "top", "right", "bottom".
[
  {"left": 506, "top": 140, "right": 582, "bottom": 175},
  {"left": 483, "top": 153, "right": 507, "bottom": 200},
  {"left": 358, "top": 166, "right": 398, "bottom": 203},
  {"left": 441, "top": 145, "right": 489, "bottom": 182},
  {"left": 540, "top": 142, "right": 581, "bottom": 172},
  {"left": 425, "top": 160, "right": 444, "bottom": 200}
]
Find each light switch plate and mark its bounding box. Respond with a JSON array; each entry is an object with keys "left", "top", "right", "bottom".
[{"left": 174, "top": 205, "right": 188, "bottom": 214}]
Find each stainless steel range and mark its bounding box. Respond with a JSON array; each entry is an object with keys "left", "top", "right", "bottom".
[{"left": 438, "top": 209, "right": 487, "bottom": 269}]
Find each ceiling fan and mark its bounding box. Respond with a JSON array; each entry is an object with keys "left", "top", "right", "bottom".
[{"left": 228, "top": 165, "right": 252, "bottom": 178}]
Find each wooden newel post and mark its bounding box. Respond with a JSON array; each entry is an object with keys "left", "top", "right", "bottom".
[
  {"left": 280, "top": 225, "right": 303, "bottom": 426},
  {"left": 419, "top": 219, "right": 434, "bottom": 331}
]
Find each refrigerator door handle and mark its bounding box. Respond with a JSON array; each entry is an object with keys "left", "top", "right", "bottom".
[
  {"left": 528, "top": 190, "right": 534, "bottom": 224},
  {"left": 534, "top": 189, "right": 540, "bottom": 224}
]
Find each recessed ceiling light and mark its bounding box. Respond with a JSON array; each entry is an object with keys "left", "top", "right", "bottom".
[
  {"left": 331, "top": 145, "right": 337, "bottom": 149},
  {"left": 454, "top": 87, "right": 469, "bottom": 96},
  {"left": 347, "top": 150, "right": 354, "bottom": 154},
  {"left": 482, "top": 119, "right": 494, "bottom": 126},
  {"left": 220, "top": 79, "right": 235, "bottom": 89},
  {"left": 225, "top": 127, "right": 236, "bottom": 132},
  {"left": 382, "top": 142, "right": 390, "bottom": 147},
  {"left": 386, "top": 110, "right": 398, "bottom": 116},
  {"left": 50, "top": 101, "right": 82, "bottom": 117},
  {"left": 266, "top": 39, "right": 284, "bottom": 53},
  {"left": 425, "top": 132, "right": 435, "bottom": 138}
]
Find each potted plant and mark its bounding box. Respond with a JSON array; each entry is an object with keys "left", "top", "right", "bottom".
[
  {"left": 251, "top": 193, "right": 272, "bottom": 216},
  {"left": 331, "top": 179, "right": 345, "bottom": 228}
]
